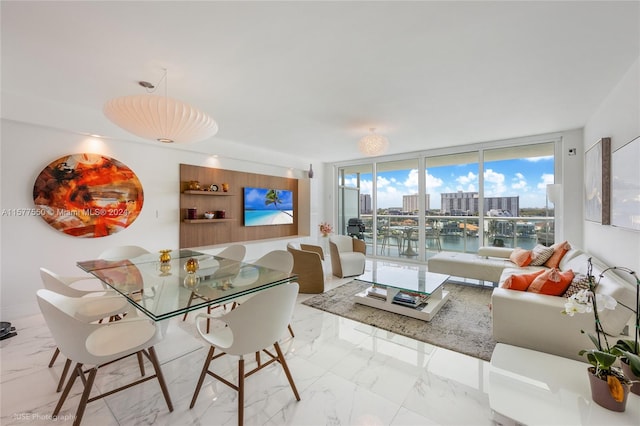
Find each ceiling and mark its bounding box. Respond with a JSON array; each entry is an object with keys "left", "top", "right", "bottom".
[{"left": 2, "top": 1, "right": 639, "bottom": 163}]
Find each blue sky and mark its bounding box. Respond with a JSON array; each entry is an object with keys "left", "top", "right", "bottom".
[
  {"left": 243, "top": 187, "right": 293, "bottom": 210},
  {"left": 348, "top": 156, "right": 555, "bottom": 209}
]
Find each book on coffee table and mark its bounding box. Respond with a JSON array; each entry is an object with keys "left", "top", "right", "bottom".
[{"left": 366, "top": 286, "right": 387, "bottom": 300}]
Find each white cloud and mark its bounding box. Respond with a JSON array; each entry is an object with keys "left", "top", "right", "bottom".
[
  {"left": 537, "top": 173, "right": 555, "bottom": 189},
  {"left": 484, "top": 169, "right": 506, "bottom": 196},
  {"left": 526, "top": 156, "right": 554, "bottom": 162},
  {"left": 512, "top": 173, "right": 527, "bottom": 190}
]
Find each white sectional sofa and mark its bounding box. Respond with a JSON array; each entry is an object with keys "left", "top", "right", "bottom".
[{"left": 429, "top": 245, "right": 637, "bottom": 361}]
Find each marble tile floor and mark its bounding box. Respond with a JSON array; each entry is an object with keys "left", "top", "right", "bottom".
[{"left": 1, "top": 264, "right": 495, "bottom": 426}]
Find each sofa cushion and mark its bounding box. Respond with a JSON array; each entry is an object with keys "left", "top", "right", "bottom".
[
  {"left": 502, "top": 269, "right": 545, "bottom": 291},
  {"left": 509, "top": 248, "right": 532, "bottom": 267},
  {"left": 528, "top": 268, "right": 574, "bottom": 295},
  {"left": 477, "top": 246, "right": 514, "bottom": 259},
  {"left": 562, "top": 273, "right": 591, "bottom": 297},
  {"left": 529, "top": 244, "right": 555, "bottom": 266},
  {"left": 544, "top": 241, "right": 572, "bottom": 268}
]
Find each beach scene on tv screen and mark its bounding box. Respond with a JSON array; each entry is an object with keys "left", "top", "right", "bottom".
[{"left": 244, "top": 187, "right": 294, "bottom": 226}]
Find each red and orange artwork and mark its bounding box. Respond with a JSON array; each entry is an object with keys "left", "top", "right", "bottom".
[{"left": 33, "top": 153, "right": 144, "bottom": 238}]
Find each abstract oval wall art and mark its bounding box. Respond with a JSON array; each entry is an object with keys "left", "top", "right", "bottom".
[{"left": 33, "top": 153, "right": 144, "bottom": 237}]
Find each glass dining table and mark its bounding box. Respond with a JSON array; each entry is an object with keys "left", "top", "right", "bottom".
[{"left": 77, "top": 249, "right": 297, "bottom": 321}]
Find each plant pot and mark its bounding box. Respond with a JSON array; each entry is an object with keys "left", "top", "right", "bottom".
[
  {"left": 621, "top": 360, "right": 640, "bottom": 396},
  {"left": 587, "top": 367, "right": 629, "bottom": 412}
]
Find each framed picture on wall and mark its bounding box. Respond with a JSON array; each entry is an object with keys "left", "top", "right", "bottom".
[
  {"left": 611, "top": 136, "right": 640, "bottom": 231},
  {"left": 584, "top": 137, "right": 611, "bottom": 225}
]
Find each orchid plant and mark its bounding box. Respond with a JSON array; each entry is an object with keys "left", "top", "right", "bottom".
[{"left": 562, "top": 258, "right": 631, "bottom": 401}]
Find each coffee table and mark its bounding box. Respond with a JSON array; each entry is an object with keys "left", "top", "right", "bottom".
[{"left": 354, "top": 265, "right": 450, "bottom": 321}]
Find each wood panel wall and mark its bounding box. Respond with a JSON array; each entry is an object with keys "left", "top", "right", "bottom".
[{"left": 179, "top": 163, "right": 298, "bottom": 248}]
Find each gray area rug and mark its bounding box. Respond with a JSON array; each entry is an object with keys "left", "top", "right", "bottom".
[{"left": 302, "top": 279, "right": 496, "bottom": 361}]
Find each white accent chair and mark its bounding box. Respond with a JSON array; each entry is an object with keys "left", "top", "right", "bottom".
[
  {"left": 328, "top": 235, "right": 366, "bottom": 278},
  {"left": 189, "top": 282, "right": 300, "bottom": 426},
  {"left": 37, "top": 289, "right": 173, "bottom": 426}
]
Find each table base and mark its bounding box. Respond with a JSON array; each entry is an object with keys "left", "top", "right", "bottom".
[{"left": 354, "top": 286, "right": 450, "bottom": 321}]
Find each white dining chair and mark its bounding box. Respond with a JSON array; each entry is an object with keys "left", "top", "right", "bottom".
[
  {"left": 230, "top": 250, "right": 295, "bottom": 337},
  {"left": 182, "top": 244, "right": 247, "bottom": 326},
  {"left": 37, "top": 289, "right": 173, "bottom": 426},
  {"left": 98, "top": 245, "right": 150, "bottom": 261},
  {"left": 40, "top": 267, "right": 134, "bottom": 391},
  {"left": 189, "top": 282, "right": 300, "bottom": 426}
]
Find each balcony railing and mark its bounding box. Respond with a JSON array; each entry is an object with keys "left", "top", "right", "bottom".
[{"left": 354, "top": 214, "right": 555, "bottom": 258}]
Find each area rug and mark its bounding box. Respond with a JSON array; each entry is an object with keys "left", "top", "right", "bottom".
[{"left": 302, "top": 280, "right": 496, "bottom": 361}]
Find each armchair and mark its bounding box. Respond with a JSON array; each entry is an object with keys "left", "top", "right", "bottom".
[
  {"left": 328, "top": 235, "right": 366, "bottom": 278},
  {"left": 286, "top": 243, "right": 325, "bottom": 294}
]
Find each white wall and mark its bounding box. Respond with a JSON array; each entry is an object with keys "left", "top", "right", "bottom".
[
  {"left": 583, "top": 57, "right": 640, "bottom": 273},
  {"left": 0, "top": 119, "right": 321, "bottom": 320}
]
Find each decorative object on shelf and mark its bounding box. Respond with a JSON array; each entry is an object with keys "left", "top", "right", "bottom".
[
  {"left": 104, "top": 69, "right": 218, "bottom": 144},
  {"left": 209, "top": 184, "right": 218, "bottom": 192},
  {"left": 319, "top": 222, "right": 333, "bottom": 237},
  {"left": 221, "top": 183, "right": 229, "bottom": 192},
  {"left": 33, "top": 153, "right": 144, "bottom": 238},
  {"left": 308, "top": 164, "right": 314, "bottom": 179},
  {"left": 204, "top": 211, "right": 215, "bottom": 219},
  {"left": 584, "top": 137, "right": 611, "bottom": 225},
  {"left": 184, "top": 258, "right": 200, "bottom": 274},
  {"left": 189, "top": 181, "right": 201, "bottom": 190},
  {"left": 159, "top": 249, "right": 172, "bottom": 264},
  {"left": 562, "top": 258, "right": 631, "bottom": 411},
  {"left": 216, "top": 210, "right": 226, "bottom": 219},
  {"left": 187, "top": 207, "right": 198, "bottom": 220},
  {"left": 358, "top": 128, "right": 389, "bottom": 156}
]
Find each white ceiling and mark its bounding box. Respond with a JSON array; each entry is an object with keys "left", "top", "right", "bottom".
[{"left": 2, "top": 1, "right": 639, "bottom": 163}]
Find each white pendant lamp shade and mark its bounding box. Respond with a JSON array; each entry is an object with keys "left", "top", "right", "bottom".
[
  {"left": 104, "top": 95, "right": 218, "bottom": 144},
  {"left": 358, "top": 129, "right": 389, "bottom": 156}
]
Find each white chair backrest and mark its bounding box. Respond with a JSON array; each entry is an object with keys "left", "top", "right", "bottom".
[
  {"left": 37, "top": 289, "right": 157, "bottom": 366},
  {"left": 218, "top": 282, "right": 299, "bottom": 355},
  {"left": 98, "top": 245, "right": 150, "bottom": 261},
  {"left": 253, "top": 250, "right": 294, "bottom": 274},
  {"left": 217, "top": 245, "right": 246, "bottom": 262},
  {"left": 40, "top": 268, "right": 89, "bottom": 298},
  {"left": 329, "top": 235, "right": 353, "bottom": 253}
]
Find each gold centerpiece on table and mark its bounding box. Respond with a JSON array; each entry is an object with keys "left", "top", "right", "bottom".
[
  {"left": 184, "top": 257, "right": 200, "bottom": 274},
  {"left": 159, "top": 249, "right": 172, "bottom": 264}
]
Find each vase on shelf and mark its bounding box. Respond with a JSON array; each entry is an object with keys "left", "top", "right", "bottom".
[{"left": 587, "top": 367, "right": 629, "bottom": 412}]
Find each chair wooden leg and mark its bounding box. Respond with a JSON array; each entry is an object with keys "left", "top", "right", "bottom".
[
  {"left": 137, "top": 352, "right": 146, "bottom": 377},
  {"left": 190, "top": 346, "right": 215, "bottom": 409},
  {"left": 274, "top": 342, "right": 300, "bottom": 401},
  {"left": 148, "top": 347, "right": 173, "bottom": 412},
  {"left": 56, "top": 358, "right": 72, "bottom": 392},
  {"left": 54, "top": 362, "right": 82, "bottom": 417},
  {"left": 73, "top": 367, "right": 97, "bottom": 426},
  {"left": 49, "top": 347, "right": 60, "bottom": 367},
  {"left": 238, "top": 357, "right": 245, "bottom": 426},
  {"left": 287, "top": 324, "right": 295, "bottom": 338}
]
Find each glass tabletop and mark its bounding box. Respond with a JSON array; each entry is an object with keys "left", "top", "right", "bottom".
[
  {"left": 77, "top": 249, "right": 296, "bottom": 321},
  {"left": 358, "top": 264, "right": 449, "bottom": 296}
]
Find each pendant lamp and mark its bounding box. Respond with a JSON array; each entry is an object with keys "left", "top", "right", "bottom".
[
  {"left": 358, "top": 128, "right": 389, "bottom": 156},
  {"left": 104, "top": 70, "right": 218, "bottom": 144}
]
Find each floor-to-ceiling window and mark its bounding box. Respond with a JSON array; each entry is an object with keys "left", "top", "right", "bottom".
[{"left": 335, "top": 137, "right": 559, "bottom": 261}]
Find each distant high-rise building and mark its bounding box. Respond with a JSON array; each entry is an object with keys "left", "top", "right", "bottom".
[
  {"left": 441, "top": 191, "right": 519, "bottom": 216},
  {"left": 360, "top": 194, "right": 372, "bottom": 214},
  {"left": 403, "top": 194, "right": 418, "bottom": 213}
]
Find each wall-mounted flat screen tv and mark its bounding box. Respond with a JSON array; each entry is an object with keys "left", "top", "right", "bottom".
[{"left": 243, "top": 187, "right": 294, "bottom": 226}]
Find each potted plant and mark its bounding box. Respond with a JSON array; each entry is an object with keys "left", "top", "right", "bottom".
[
  {"left": 562, "top": 258, "right": 631, "bottom": 411},
  {"left": 608, "top": 266, "right": 640, "bottom": 395}
]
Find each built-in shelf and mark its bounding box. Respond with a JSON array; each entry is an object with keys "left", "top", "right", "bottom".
[
  {"left": 183, "top": 190, "right": 235, "bottom": 196},
  {"left": 183, "top": 218, "right": 235, "bottom": 223}
]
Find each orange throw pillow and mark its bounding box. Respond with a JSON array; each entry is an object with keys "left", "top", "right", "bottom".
[
  {"left": 544, "top": 241, "right": 572, "bottom": 269},
  {"left": 509, "top": 247, "right": 532, "bottom": 267},
  {"left": 528, "top": 268, "right": 575, "bottom": 295},
  {"left": 502, "top": 269, "right": 545, "bottom": 291}
]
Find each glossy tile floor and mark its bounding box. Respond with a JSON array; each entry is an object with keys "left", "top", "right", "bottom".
[{"left": 1, "top": 260, "right": 495, "bottom": 426}]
